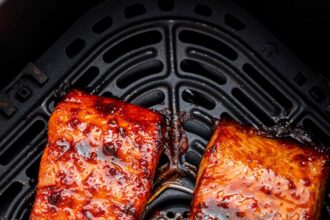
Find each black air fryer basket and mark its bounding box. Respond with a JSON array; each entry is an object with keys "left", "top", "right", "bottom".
[{"left": 0, "top": 0, "right": 329, "bottom": 219}]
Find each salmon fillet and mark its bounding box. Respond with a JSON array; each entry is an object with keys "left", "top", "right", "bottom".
[
  {"left": 190, "top": 120, "right": 329, "bottom": 220},
  {"left": 30, "top": 90, "right": 166, "bottom": 219}
]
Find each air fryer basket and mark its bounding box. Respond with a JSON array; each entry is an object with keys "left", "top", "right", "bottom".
[{"left": 0, "top": 0, "right": 329, "bottom": 219}]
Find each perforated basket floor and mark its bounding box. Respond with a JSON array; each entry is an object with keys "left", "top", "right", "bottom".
[{"left": 0, "top": 0, "right": 329, "bottom": 219}]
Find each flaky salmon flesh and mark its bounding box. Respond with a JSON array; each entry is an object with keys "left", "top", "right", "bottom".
[
  {"left": 190, "top": 120, "right": 328, "bottom": 220},
  {"left": 30, "top": 90, "right": 166, "bottom": 220}
]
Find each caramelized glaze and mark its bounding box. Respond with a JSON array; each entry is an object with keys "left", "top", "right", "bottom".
[
  {"left": 190, "top": 120, "right": 329, "bottom": 220},
  {"left": 30, "top": 90, "right": 166, "bottom": 219}
]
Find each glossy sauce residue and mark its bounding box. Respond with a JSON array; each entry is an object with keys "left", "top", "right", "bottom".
[
  {"left": 30, "top": 90, "right": 166, "bottom": 219},
  {"left": 190, "top": 120, "right": 329, "bottom": 220}
]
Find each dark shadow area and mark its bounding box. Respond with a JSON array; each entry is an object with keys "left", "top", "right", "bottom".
[
  {"left": 233, "top": 0, "right": 330, "bottom": 81},
  {"left": 0, "top": 0, "right": 103, "bottom": 90},
  {"left": 0, "top": 0, "right": 329, "bottom": 90}
]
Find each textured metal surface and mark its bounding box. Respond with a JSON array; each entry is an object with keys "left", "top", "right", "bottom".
[{"left": 0, "top": 0, "right": 329, "bottom": 219}]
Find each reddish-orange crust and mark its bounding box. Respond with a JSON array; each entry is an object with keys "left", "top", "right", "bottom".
[
  {"left": 30, "top": 90, "right": 166, "bottom": 220},
  {"left": 190, "top": 120, "right": 329, "bottom": 220}
]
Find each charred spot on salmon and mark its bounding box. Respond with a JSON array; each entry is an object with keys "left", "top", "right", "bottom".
[
  {"left": 109, "top": 119, "right": 117, "bottom": 127},
  {"left": 236, "top": 211, "right": 246, "bottom": 217},
  {"left": 293, "top": 153, "right": 311, "bottom": 167},
  {"left": 219, "top": 201, "right": 229, "bottom": 209},
  {"left": 48, "top": 191, "right": 61, "bottom": 205},
  {"left": 291, "top": 192, "right": 301, "bottom": 200},
  {"left": 89, "top": 152, "right": 98, "bottom": 161},
  {"left": 103, "top": 143, "right": 116, "bottom": 156},
  {"left": 94, "top": 100, "right": 117, "bottom": 115},
  {"left": 260, "top": 185, "right": 272, "bottom": 195},
  {"left": 109, "top": 167, "right": 117, "bottom": 176},
  {"left": 287, "top": 179, "right": 296, "bottom": 190},
  {"left": 303, "top": 178, "right": 311, "bottom": 187},
  {"left": 251, "top": 202, "right": 258, "bottom": 209}
]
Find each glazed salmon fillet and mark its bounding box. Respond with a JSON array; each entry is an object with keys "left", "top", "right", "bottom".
[
  {"left": 190, "top": 120, "right": 328, "bottom": 220},
  {"left": 30, "top": 90, "right": 166, "bottom": 219}
]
